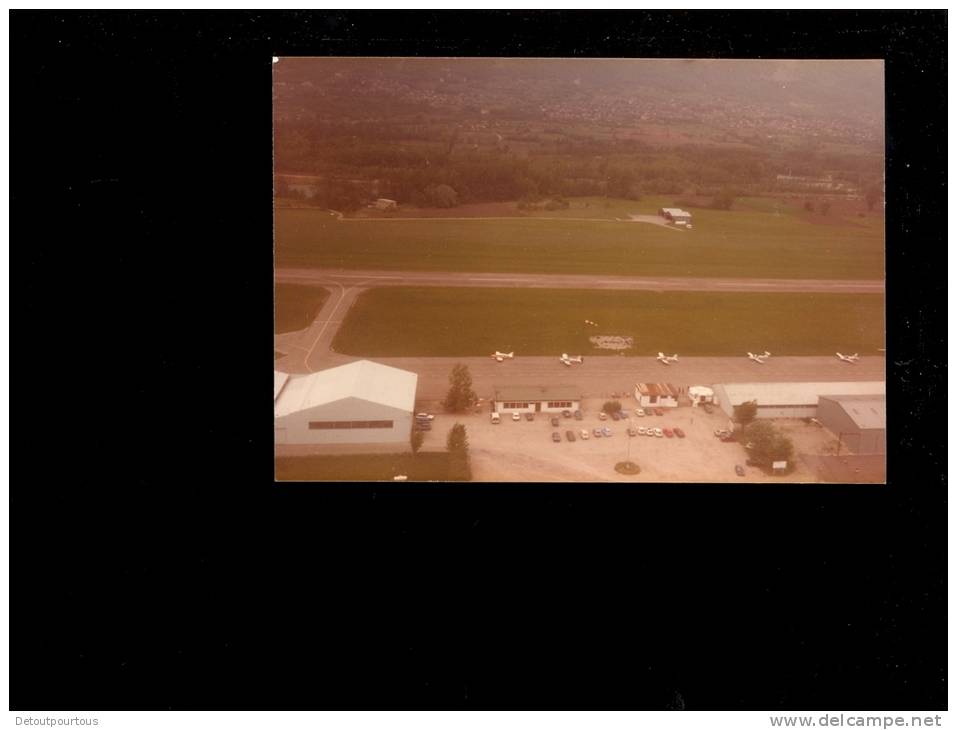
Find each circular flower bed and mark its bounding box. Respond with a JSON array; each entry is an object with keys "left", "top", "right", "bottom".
[{"left": 615, "top": 461, "right": 641, "bottom": 475}]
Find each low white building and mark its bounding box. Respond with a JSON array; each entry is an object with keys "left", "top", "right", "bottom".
[
  {"left": 492, "top": 386, "right": 581, "bottom": 415},
  {"left": 688, "top": 385, "right": 715, "bottom": 407},
  {"left": 634, "top": 382, "right": 680, "bottom": 408},
  {"left": 274, "top": 360, "right": 417, "bottom": 451},
  {"left": 373, "top": 198, "right": 397, "bottom": 210},
  {"left": 712, "top": 381, "right": 886, "bottom": 420}
]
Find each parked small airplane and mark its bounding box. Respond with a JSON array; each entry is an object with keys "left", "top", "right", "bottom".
[
  {"left": 657, "top": 352, "right": 679, "bottom": 365},
  {"left": 747, "top": 351, "right": 771, "bottom": 364},
  {"left": 560, "top": 353, "right": 584, "bottom": 366},
  {"left": 836, "top": 352, "right": 860, "bottom": 363},
  {"left": 491, "top": 351, "right": 514, "bottom": 362}
]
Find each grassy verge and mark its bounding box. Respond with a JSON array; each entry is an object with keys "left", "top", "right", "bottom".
[
  {"left": 275, "top": 283, "right": 330, "bottom": 334},
  {"left": 276, "top": 196, "right": 884, "bottom": 280},
  {"left": 275, "top": 452, "right": 458, "bottom": 482},
  {"left": 332, "top": 287, "right": 885, "bottom": 357}
]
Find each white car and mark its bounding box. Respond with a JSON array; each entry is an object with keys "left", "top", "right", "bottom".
[
  {"left": 512, "top": 412, "right": 521, "bottom": 421},
  {"left": 580, "top": 429, "right": 590, "bottom": 440},
  {"left": 415, "top": 413, "right": 435, "bottom": 421},
  {"left": 599, "top": 412, "right": 608, "bottom": 421},
  {"left": 654, "top": 428, "right": 664, "bottom": 438},
  {"left": 637, "top": 426, "right": 647, "bottom": 436},
  {"left": 635, "top": 409, "right": 645, "bottom": 417}
]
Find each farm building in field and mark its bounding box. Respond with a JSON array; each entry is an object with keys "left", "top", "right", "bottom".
[
  {"left": 658, "top": 207, "right": 692, "bottom": 224},
  {"left": 712, "top": 381, "right": 885, "bottom": 420},
  {"left": 634, "top": 382, "right": 680, "bottom": 409},
  {"left": 274, "top": 360, "right": 418, "bottom": 451},
  {"left": 373, "top": 198, "right": 397, "bottom": 210},
  {"left": 492, "top": 386, "right": 581, "bottom": 415},
  {"left": 817, "top": 395, "right": 886, "bottom": 455}
]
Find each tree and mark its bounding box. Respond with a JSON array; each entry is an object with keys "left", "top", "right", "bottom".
[
  {"left": 446, "top": 423, "right": 472, "bottom": 481},
  {"left": 734, "top": 400, "right": 758, "bottom": 425},
  {"left": 425, "top": 183, "right": 458, "bottom": 208},
  {"left": 711, "top": 189, "right": 736, "bottom": 210},
  {"left": 410, "top": 428, "right": 424, "bottom": 455},
  {"left": 442, "top": 363, "right": 477, "bottom": 413},
  {"left": 602, "top": 400, "right": 623, "bottom": 415},
  {"left": 743, "top": 421, "right": 795, "bottom": 467}
]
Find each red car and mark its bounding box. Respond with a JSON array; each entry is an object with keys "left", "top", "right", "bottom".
[
  {"left": 663, "top": 428, "right": 674, "bottom": 438},
  {"left": 673, "top": 427, "right": 686, "bottom": 438},
  {"left": 720, "top": 434, "right": 737, "bottom": 443},
  {"left": 653, "top": 408, "right": 665, "bottom": 416}
]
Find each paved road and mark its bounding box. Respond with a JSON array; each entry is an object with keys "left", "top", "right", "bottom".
[{"left": 276, "top": 267, "right": 885, "bottom": 294}]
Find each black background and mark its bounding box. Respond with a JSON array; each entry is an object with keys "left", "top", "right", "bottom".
[{"left": 10, "top": 11, "right": 946, "bottom": 710}]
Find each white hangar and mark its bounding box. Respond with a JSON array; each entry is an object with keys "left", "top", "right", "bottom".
[
  {"left": 274, "top": 360, "right": 418, "bottom": 451},
  {"left": 712, "top": 381, "right": 886, "bottom": 420}
]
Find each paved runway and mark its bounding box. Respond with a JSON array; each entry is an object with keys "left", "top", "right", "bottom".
[{"left": 276, "top": 267, "right": 885, "bottom": 294}]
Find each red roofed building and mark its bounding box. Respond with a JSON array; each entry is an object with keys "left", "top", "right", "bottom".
[{"left": 634, "top": 382, "right": 680, "bottom": 409}]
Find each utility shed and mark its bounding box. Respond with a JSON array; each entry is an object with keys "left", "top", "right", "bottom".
[
  {"left": 274, "top": 360, "right": 417, "bottom": 450},
  {"left": 712, "top": 381, "right": 885, "bottom": 420},
  {"left": 493, "top": 386, "right": 581, "bottom": 414},
  {"left": 817, "top": 395, "right": 886, "bottom": 454}
]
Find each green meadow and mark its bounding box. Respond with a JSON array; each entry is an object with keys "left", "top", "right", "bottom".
[
  {"left": 332, "top": 287, "right": 885, "bottom": 357},
  {"left": 275, "top": 452, "right": 458, "bottom": 482},
  {"left": 276, "top": 196, "right": 884, "bottom": 280},
  {"left": 275, "top": 283, "right": 330, "bottom": 334}
]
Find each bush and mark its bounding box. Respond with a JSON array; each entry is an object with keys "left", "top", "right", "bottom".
[{"left": 602, "top": 400, "right": 622, "bottom": 414}]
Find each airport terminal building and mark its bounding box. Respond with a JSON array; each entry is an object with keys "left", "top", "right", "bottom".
[
  {"left": 275, "top": 360, "right": 418, "bottom": 452},
  {"left": 492, "top": 386, "right": 582, "bottom": 414}
]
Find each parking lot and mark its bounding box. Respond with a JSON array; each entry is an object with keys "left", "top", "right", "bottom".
[{"left": 416, "top": 397, "right": 833, "bottom": 483}]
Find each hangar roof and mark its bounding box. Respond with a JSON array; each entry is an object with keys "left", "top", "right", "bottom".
[
  {"left": 820, "top": 395, "right": 886, "bottom": 430},
  {"left": 493, "top": 385, "right": 581, "bottom": 402},
  {"left": 275, "top": 360, "right": 418, "bottom": 418},
  {"left": 717, "top": 381, "right": 885, "bottom": 407}
]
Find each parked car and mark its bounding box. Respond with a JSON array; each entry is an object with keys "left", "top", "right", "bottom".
[
  {"left": 574, "top": 410, "right": 583, "bottom": 421},
  {"left": 735, "top": 464, "right": 746, "bottom": 476},
  {"left": 653, "top": 428, "right": 664, "bottom": 438},
  {"left": 645, "top": 428, "right": 655, "bottom": 437},
  {"left": 601, "top": 426, "right": 612, "bottom": 437},
  {"left": 702, "top": 403, "right": 714, "bottom": 414},
  {"left": 524, "top": 412, "right": 535, "bottom": 421},
  {"left": 565, "top": 430, "right": 576, "bottom": 442},
  {"left": 654, "top": 408, "right": 665, "bottom": 416},
  {"left": 663, "top": 428, "right": 674, "bottom": 438},
  {"left": 720, "top": 435, "right": 737, "bottom": 443},
  {"left": 415, "top": 422, "right": 432, "bottom": 431},
  {"left": 580, "top": 429, "right": 590, "bottom": 440},
  {"left": 627, "top": 427, "right": 637, "bottom": 437},
  {"left": 551, "top": 416, "right": 560, "bottom": 427},
  {"left": 635, "top": 409, "right": 645, "bottom": 417},
  {"left": 562, "top": 410, "right": 572, "bottom": 418},
  {"left": 551, "top": 432, "right": 561, "bottom": 442},
  {"left": 673, "top": 427, "right": 686, "bottom": 438},
  {"left": 415, "top": 413, "right": 435, "bottom": 421},
  {"left": 611, "top": 411, "right": 621, "bottom": 421},
  {"left": 512, "top": 412, "right": 521, "bottom": 421},
  {"left": 490, "top": 412, "right": 501, "bottom": 424},
  {"left": 593, "top": 428, "right": 603, "bottom": 438},
  {"left": 637, "top": 426, "right": 647, "bottom": 436},
  {"left": 598, "top": 412, "right": 608, "bottom": 421},
  {"left": 619, "top": 411, "right": 629, "bottom": 419}
]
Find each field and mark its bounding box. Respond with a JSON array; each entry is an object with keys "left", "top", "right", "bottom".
[
  {"left": 275, "top": 195, "right": 884, "bottom": 280},
  {"left": 275, "top": 283, "right": 330, "bottom": 334},
  {"left": 275, "top": 452, "right": 456, "bottom": 482},
  {"left": 332, "top": 287, "right": 885, "bottom": 357}
]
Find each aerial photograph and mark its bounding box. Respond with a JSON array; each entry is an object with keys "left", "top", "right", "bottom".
[{"left": 273, "top": 57, "right": 885, "bottom": 483}]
